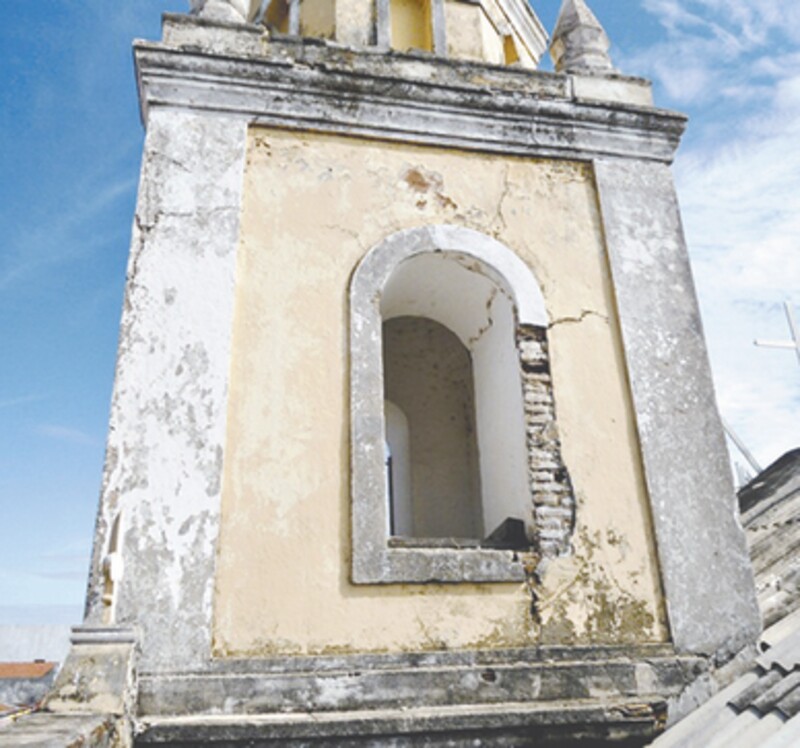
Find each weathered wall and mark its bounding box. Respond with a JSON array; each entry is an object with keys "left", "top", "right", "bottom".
[{"left": 212, "top": 127, "right": 668, "bottom": 657}]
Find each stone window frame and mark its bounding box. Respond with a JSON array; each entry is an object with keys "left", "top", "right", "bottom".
[{"left": 350, "top": 225, "right": 573, "bottom": 584}]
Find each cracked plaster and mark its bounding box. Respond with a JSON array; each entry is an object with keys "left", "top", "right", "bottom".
[{"left": 212, "top": 128, "right": 667, "bottom": 657}]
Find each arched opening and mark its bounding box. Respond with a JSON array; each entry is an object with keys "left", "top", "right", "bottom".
[
  {"left": 264, "top": 0, "right": 291, "bottom": 33},
  {"left": 389, "top": 0, "right": 433, "bottom": 52},
  {"left": 350, "top": 225, "right": 570, "bottom": 584},
  {"left": 381, "top": 252, "right": 532, "bottom": 544},
  {"left": 384, "top": 317, "right": 482, "bottom": 539}
]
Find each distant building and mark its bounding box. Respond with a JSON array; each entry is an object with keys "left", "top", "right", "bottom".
[{"left": 0, "top": 662, "right": 57, "bottom": 715}]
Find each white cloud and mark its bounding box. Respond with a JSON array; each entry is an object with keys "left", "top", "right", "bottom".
[
  {"left": 0, "top": 173, "right": 136, "bottom": 292},
  {"left": 35, "top": 424, "right": 101, "bottom": 447},
  {"left": 0, "top": 394, "right": 47, "bottom": 410},
  {"left": 627, "top": 1, "right": 800, "bottom": 465}
]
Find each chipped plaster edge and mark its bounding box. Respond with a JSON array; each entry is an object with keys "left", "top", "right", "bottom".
[{"left": 84, "top": 109, "right": 248, "bottom": 673}]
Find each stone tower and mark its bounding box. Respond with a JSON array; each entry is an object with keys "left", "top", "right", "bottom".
[{"left": 27, "top": 0, "right": 761, "bottom": 744}]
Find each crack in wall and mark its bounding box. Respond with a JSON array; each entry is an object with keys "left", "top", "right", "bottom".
[
  {"left": 549, "top": 309, "right": 608, "bottom": 328},
  {"left": 466, "top": 287, "right": 498, "bottom": 348},
  {"left": 491, "top": 165, "right": 512, "bottom": 235}
]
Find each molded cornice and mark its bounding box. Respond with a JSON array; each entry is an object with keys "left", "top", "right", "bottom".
[{"left": 135, "top": 20, "right": 686, "bottom": 164}]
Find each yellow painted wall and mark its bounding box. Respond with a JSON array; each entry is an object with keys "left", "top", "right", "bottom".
[
  {"left": 301, "top": 0, "right": 336, "bottom": 39},
  {"left": 390, "top": 0, "right": 432, "bottom": 52},
  {"left": 212, "top": 127, "right": 669, "bottom": 657}
]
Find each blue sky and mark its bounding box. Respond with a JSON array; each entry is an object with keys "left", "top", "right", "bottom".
[{"left": 0, "top": 0, "right": 797, "bottom": 625}]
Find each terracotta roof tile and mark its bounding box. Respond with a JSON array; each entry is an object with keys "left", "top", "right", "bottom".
[{"left": 0, "top": 662, "right": 56, "bottom": 679}]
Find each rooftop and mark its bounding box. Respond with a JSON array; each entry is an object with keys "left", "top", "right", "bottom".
[{"left": 0, "top": 663, "right": 56, "bottom": 680}]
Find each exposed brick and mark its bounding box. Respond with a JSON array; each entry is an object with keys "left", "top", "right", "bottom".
[{"left": 517, "top": 324, "right": 576, "bottom": 559}]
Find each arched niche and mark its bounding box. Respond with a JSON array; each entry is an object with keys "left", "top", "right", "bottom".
[{"left": 350, "top": 225, "right": 571, "bottom": 584}]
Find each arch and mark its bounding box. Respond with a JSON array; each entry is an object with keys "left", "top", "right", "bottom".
[
  {"left": 350, "top": 226, "right": 567, "bottom": 584},
  {"left": 352, "top": 225, "right": 547, "bottom": 328}
]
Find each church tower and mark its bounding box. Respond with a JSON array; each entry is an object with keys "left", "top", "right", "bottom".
[{"left": 32, "top": 0, "right": 760, "bottom": 744}]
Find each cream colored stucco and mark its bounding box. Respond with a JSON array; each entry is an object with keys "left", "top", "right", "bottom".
[
  {"left": 334, "top": 0, "right": 372, "bottom": 47},
  {"left": 443, "top": 2, "right": 489, "bottom": 63},
  {"left": 301, "top": 0, "right": 337, "bottom": 39},
  {"left": 212, "top": 127, "right": 669, "bottom": 658},
  {"left": 442, "top": 0, "right": 534, "bottom": 68}
]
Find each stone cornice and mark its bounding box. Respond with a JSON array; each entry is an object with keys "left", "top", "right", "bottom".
[{"left": 135, "top": 30, "right": 687, "bottom": 164}]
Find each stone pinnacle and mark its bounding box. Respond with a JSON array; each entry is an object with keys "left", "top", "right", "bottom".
[{"left": 550, "top": 0, "right": 615, "bottom": 74}]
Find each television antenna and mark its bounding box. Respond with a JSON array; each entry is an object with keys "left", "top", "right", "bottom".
[{"left": 754, "top": 301, "right": 800, "bottom": 367}]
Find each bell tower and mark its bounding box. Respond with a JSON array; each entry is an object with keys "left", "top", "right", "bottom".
[{"left": 28, "top": 0, "right": 761, "bottom": 745}]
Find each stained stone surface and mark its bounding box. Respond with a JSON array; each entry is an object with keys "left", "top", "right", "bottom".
[
  {"left": 594, "top": 157, "right": 762, "bottom": 658},
  {"left": 550, "top": 0, "right": 615, "bottom": 74},
  {"left": 84, "top": 108, "right": 248, "bottom": 672}
]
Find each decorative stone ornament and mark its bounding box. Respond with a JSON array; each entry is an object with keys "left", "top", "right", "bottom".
[
  {"left": 550, "top": 0, "right": 615, "bottom": 74},
  {"left": 190, "top": 0, "right": 261, "bottom": 23}
]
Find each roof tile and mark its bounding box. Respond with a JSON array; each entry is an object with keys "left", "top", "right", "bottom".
[{"left": 0, "top": 662, "right": 56, "bottom": 679}]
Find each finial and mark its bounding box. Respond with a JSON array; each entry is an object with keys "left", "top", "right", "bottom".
[
  {"left": 190, "top": 0, "right": 261, "bottom": 23},
  {"left": 550, "top": 0, "right": 615, "bottom": 74}
]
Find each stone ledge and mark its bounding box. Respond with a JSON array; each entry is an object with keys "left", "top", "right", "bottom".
[
  {"left": 135, "top": 699, "right": 668, "bottom": 745},
  {"left": 147, "top": 643, "right": 687, "bottom": 674},
  {"left": 137, "top": 648, "right": 704, "bottom": 718}
]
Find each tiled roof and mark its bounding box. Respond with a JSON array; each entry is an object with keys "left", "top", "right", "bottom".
[
  {"left": 650, "top": 608, "right": 800, "bottom": 748},
  {"left": 739, "top": 449, "right": 800, "bottom": 627},
  {"left": 0, "top": 662, "right": 56, "bottom": 680},
  {"left": 0, "top": 703, "right": 26, "bottom": 719}
]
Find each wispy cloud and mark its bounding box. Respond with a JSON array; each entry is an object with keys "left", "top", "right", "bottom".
[
  {"left": 35, "top": 424, "right": 101, "bottom": 447},
  {"left": 0, "top": 393, "right": 47, "bottom": 410},
  {"left": 0, "top": 173, "right": 137, "bottom": 292},
  {"left": 626, "top": 1, "right": 800, "bottom": 107},
  {"left": 631, "top": 1, "right": 800, "bottom": 465}
]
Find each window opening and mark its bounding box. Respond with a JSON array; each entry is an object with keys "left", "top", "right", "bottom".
[
  {"left": 385, "top": 400, "right": 412, "bottom": 537},
  {"left": 350, "top": 226, "right": 574, "bottom": 584},
  {"left": 384, "top": 316, "right": 482, "bottom": 540},
  {"left": 503, "top": 35, "right": 520, "bottom": 65},
  {"left": 264, "top": 0, "right": 299, "bottom": 34},
  {"left": 389, "top": 0, "right": 433, "bottom": 52}
]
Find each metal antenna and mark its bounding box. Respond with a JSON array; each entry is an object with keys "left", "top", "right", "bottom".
[
  {"left": 722, "top": 418, "right": 762, "bottom": 475},
  {"left": 755, "top": 301, "right": 800, "bottom": 367}
]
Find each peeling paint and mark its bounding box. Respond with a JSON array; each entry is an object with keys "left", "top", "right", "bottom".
[{"left": 212, "top": 128, "right": 668, "bottom": 656}]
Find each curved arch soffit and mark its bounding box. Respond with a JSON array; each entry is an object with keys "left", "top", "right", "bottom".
[{"left": 351, "top": 225, "right": 548, "bottom": 328}]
